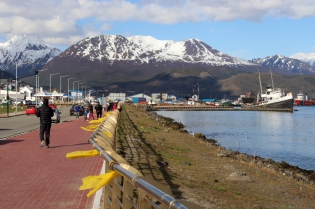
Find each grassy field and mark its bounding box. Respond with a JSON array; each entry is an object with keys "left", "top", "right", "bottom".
[{"left": 0, "top": 104, "right": 26, "bottom": 114}]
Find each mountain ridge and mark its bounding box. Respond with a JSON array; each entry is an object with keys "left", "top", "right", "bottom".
[
  {"left": 2, "top": 34, "right": 315, "bottom": 99},
  {"left": 0, "top": 35, "right": 61, "bottom": 78}
]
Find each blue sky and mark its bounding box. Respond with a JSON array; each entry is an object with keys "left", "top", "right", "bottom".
[{"left": 0, "top": 0, "right": 315, "bottom": 61}]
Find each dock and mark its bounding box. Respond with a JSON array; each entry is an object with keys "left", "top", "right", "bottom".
[{"left": 146, "top": 105, "right": 294, "bottom": 112}]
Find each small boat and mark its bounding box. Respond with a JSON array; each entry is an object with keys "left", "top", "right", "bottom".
[
  {"left": 294, "top": 91, "right": 315, "bottom": 106},
  {"left": 221, "top": 96, "right": 232, "bottom": 106},
  {"left": 241, "top": 92, "right": 256, "bottom": 104}
]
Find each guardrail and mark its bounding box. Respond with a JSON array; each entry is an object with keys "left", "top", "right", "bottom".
[{"left": 86, "top": 109, "right": 203, "bottom": 209}]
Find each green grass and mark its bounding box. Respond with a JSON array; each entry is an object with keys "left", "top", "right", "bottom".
[
  {"left": 171, "top": 146, "right": 190, "bottom": 152},
  {"left": 0, "top": 104, "right": 25, "bottom": 114}
]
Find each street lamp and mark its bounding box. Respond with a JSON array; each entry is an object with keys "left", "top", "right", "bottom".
[
  {"left": 82, "top": 86, "right": 87, "bottom": 101},
  {"left": 50, "top": 73, "right": 60, "bottom": 93},
  {"left": 67, "top": 77, "right": 75, "bottom": 105},
  {"left": 37, "top": 69, "right": 48, "bottom": 88},
  {"left": 59, "top": 75, "right": 69, "bottom": 106},
  {"left": 78, "top": 83, "right": 83, "bottom": 102},
  {"left": 37, "top": 69, "right": 48, "bottom": 105},
  {"left": 6, "top": 78, "right": 12, "bottom": 117},
  {"left": 73, "top": 81, "right": 80, "bottom": 104},
  {"left": 88, "top": 89, "right": 95, "bottom": 102},
  {"left": 15, "top": 63, "right": 18, "bottom": 114},
  {"left": 85, "top": 88, "right": 93, "bottom": 101}
]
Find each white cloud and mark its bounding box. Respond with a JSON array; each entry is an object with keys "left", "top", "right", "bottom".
[{"left": 1, "top": 0, "right": 315, "bottom": 47}]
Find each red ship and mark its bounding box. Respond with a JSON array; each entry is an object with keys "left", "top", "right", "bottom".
[{"left": 294, "top": 91, "right": 315, "bottom": 106}]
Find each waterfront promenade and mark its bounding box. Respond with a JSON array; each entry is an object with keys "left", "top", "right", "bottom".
[{"left": 0, "top": 115, "right": 103, "bottom": 209}]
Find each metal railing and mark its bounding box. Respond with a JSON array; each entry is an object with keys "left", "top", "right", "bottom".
[{"left": 88, "top": 110, "right": 203, "bottom": 209}]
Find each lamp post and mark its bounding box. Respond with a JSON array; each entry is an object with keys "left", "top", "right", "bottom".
[
  {"left": 88, "top": 89, "right": 95, "bottom": 102},
  {"left": 67, "top": 77, "right": 75, "bottom": 105},
  {"left": 73, "top": 81, "right": 79, "bottom": 104},
  {"left": 85, "top": 88, "right": 93, "bottom": 102},
  {"left": 15, "top": 63, "right": 17, "bottom": 114},
  {"left": 78, "top": 83, "right": 83, "bottom": 102},
  {"left": 82, "top": 86, "right": 87, "bottom": 101},
  {"left": 59, "top": 75, "right": 68, "bottom": 106},
  {"left": 6, "top": 78, "right": 12, "bottom": 117},
  {"left": 38, "top": 69, "right": 48, "bottom": 89},
  {"left": 50, "top": 73, "right": 60, "bottom": 93}
]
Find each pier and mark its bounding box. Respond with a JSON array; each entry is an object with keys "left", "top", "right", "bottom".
[{"left": 147, "top": 105, "right": 294, "bottom": 112}]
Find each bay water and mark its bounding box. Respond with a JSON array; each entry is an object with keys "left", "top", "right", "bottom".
[{"left": 157, "top": 106, "right": 315, "bottom": 171}]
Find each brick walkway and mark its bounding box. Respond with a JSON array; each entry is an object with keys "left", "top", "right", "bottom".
[{"left": 0, "top": 116, "right": 104, "bottom": 209}]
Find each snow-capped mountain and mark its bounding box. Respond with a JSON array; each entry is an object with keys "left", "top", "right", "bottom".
[
  {"left": 290, "top": 53, "right": 315, "bottom": 67},
  {"left": 0, "top": 35, "right": 61, "bottom": 77},
  {"left": 250, "top": 54, "right": 315, "bottom": 75},
  {"left": 61, "top": 34, "right": 253, "bottom": 66}
]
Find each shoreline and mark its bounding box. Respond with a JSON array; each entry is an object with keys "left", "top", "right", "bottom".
[
  {"left": 118, "top": 104, "right": 315, "bottom": 208},
  {"left": 150, "top": 111, "right": 315, "bottom": 186}
]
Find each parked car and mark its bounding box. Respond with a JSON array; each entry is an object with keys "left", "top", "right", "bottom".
[
  {"left": 25, "top": 105, "right": 37, "bottom": 115},
  {"left": 69, "top": 105, "right": 83, "bottom": 116},
  {"left": 23, "top": 100, "right": 36, "bottom": 105},
  {"left": 51, "top": 108, "right": 61, "bottom": 123},
  {"left": 49, "top": 103, "right": 56, "bottom": 109},
  {"left": 13, "top": 100, "right": 22, "bottom": 106}
]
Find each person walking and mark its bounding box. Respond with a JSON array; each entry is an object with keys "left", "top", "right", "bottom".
[
  {"left": 74, "top": 103, "right": 81, "bottom": 120},
  {"left": 83, "top": 107, "right": 89, "bottom": 121},
  {"left": 95, "top": 102, "right": 103, "bottom": 119},
  {"left": 36, "top": 98, "right": 54, "bottom": 148},
  {"left": 88, "top": 103, "right": 95, "bottom": 120}
]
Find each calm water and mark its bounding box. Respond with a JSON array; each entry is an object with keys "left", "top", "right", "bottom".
[{"left": 157, "top": 106, "right": 315, "bottom": 171}]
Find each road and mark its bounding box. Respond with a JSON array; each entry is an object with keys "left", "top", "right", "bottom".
[{"left": 0, "top": 106, "right": 75, "bottom": 140}]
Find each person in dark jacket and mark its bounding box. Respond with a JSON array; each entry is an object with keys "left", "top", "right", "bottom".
[
  {"left": 94, "top": 102, "right": 103, "bottom": 119},
  {"left": 36, "top": 98, "right": 54, "bottom": 148}
]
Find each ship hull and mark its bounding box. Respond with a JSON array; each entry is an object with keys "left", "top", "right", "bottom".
[
  {"left": 294, "top": 100, "right": 315, "bottom": 106},
  {"left": 257, "top": 98, "right": 294, "bottom": 109}
]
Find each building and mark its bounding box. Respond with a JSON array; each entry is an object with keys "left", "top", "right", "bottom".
[
  {"left": 19, "top": 85, "right": 34, "bottom": 99},
  {"left": 106, "top": 93, "right": 126, "bottom": 103},
  {"left": 151, "top": 93, "right": 168, "bottom": 104},
  {"left": 126, "top": 93, "right": 152, "bottom": 104}
]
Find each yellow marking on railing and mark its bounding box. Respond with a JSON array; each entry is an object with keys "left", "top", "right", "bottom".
[
  {"left": 80, "top": 125, "right": 99, "bottom": 132},
  {"left": 103, "top": 131, "right": 113, "bottom": 138},
  {"left": 79, "top": 170, "right": 119, "bottom": 197},
  {"left": 66, "top": 149, "right": 100, "bottom": 159}
]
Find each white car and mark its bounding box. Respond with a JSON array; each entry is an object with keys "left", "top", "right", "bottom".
[
  {"left": 51, "top": 108, "right": 61, "bottom": 123},
  {"left": 13, "top": 100, "right": 22, "bottom": 105}
]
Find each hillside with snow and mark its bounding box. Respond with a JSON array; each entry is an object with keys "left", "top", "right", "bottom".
[
  {"left": 0, "top": 35, "right": 61, "bottom": 77},
  {"left": 62, "top": 34, "right": 254, "bottom": 66},
  {"left": 250, "top": 54, "right": 315, "bottom": 75},
  {"left": 290, "top": 53, "right": 315, "bottom": 67}
]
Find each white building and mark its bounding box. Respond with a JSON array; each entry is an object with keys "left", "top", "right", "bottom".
[
  {"left": 151, "top": 93, "right": 168, "bottom": 104},
  {"left": 106, "top": 93, "right": 126, "bottom": 103},
  {"left": 126, "top": 93, "right": 152, "bottom": 104},
  {"left": 19, "top": 85, "right": 33, "bottom": 99}
]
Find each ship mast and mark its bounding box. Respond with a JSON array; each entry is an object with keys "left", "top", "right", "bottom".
[
  {"left": 270, "top": 68, "right": 274, "bottom": 90},
  {"left": 258, "top": 69, "right": 263, "bottom": 95}
]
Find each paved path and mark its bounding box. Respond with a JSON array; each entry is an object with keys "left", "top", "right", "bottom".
[{"left": 0, "top": 115, "right": 104, "bottom": 209}]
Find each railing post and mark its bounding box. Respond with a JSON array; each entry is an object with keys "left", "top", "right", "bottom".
[
  {"left": 122, "top": 179, "right": 134, "bottom": 209},
  {"left": 111, "top": 176, "right": 122, "bottom": 208},
  {"left": 103, "top": 161, "right": 111, "bottom": 209},
  {"left": 138, "top": 190, "right": 153, "bottom": 209}
]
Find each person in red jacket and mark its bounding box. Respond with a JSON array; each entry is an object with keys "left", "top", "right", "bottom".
[{"left": 87, "top": 103, "right": 95, "bottom": 120}]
